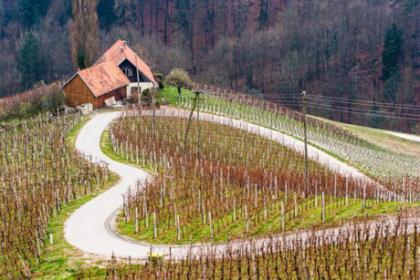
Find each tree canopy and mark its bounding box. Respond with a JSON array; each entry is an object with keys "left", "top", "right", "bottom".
[{"left": 17, "top": 33, "right": 46, "bottom": 90}]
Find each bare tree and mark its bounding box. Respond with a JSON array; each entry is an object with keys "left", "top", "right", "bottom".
[{"left": 69, "top": 0, "right": 100, "bottom": 69}]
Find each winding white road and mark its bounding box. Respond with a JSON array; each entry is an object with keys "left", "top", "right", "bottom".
[{"left": 64, "top": 109, "right": 407, "bottom": 261}]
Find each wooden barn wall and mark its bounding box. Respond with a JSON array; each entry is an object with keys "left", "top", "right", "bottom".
[
  {"left": 64, "top": 76, "right": 95, "bottom": 108},
  {"left": 64, "top": 76, "right": 127, "bottom": 109}
]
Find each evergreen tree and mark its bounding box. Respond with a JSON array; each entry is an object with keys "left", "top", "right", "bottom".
[
  {"left": 17, "top": 33, "right": 45, "bottom": 89},
  {"left": 18, "top": 0, "right": 51, "bottom": 27},
  {"left": 381, "top": 24, "right": 403, "bottom": 81},
  {"left": 97, "top": 0, "right": 117, "bottom": 30},
  {"left": 18, "top": 0, "right": 40, "bottom": 27},
  {"left": 381, "top": 24, "right": 403, "bottom": 102},
  {"left": 258, "top": 0, "right": 269, "bottom": 29},
  {"left": 175, "top": 0, "right": 192, "bottom": 37}
]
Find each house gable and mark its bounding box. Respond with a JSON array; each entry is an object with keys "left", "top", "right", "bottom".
[
  {"left": 119, "top": 59, "right": 150, "bottom": 83},
  {"left": 95, "top": 39, "right": 157, "bottom": 85}
]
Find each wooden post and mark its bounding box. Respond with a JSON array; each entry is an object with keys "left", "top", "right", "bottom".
[
  {"left": 184, "top": 91, "right": 201, "bottom": 149},
  {"left": 176, "top": 214, "right": 181, "bottom": 241},
  {"left": 345, "top": 177, "right": 349, "bottom": 206},
  {"left": 209, "top": 212, "right": 214, "bottom": 240},
  {"left": 322, "top": 192, "right": 325, "bottom": 223},
  {"left": 281, "top": 201, "right": 285, "bottom": 231},
  {"left": 135, "top": 56, "right": 141, "bottom": 97},
  {"left": 135, "top": 207, "right": 139, "bottom": 233},
  {"left": 153, "top": 212, "right": 157, "bottom": 239},
  {"left": 302, "top": 91, "right": 309, "bottom": 195}
]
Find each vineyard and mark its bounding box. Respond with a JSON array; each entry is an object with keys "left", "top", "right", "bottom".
[
  {"left": 108, "top": 114, "right": 418, "bottom": 245},
  {"left": 162, "top": 87, "right": 420, "bottom": 189},
  {"left": 80, "top": 219, "right": 419, "bottom": 279},
  {"left": 0, "top": 88, "right": 419, "bottom": 279},
  {"left": 0, "top": 114, "right": 113, "bottom": 279}
]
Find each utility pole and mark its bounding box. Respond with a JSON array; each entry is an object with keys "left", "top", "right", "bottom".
[
  {"left": 152, "top": 89, "right": 157, "bottom": 143},
  {"left": 184, "top": 91, "right": 201, "bottom": 149},
  {"left": 302, "top": 91, "right": 309, "bottom": 196}
]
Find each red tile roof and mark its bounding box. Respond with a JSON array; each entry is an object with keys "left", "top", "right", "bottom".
[
  {"left": 77, "top": 62, "right": 130, "bottom": 97},
  {"left": 96, "top": 39, "right": 157, "bottom": 85},
  {"left": 64, "top": 39, "right": 156, "bottom": 98}
]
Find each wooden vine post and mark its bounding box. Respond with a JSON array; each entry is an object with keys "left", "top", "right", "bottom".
[
  {"left": 302, "top": 91, "right": 309, "bottom": 196},
  {"left": 184, "top": 91, "right": 201, "bottom": 150}
]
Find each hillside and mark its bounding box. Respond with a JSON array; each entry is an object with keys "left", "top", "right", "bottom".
[
  {"left": 0, "top": 95, "right": 419, "bottom": 278},
  {"left": 0, "top": 0, "right": 419, "bottom": 132}
]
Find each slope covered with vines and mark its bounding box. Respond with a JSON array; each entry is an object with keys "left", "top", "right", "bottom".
[{"left": 0, "top": 114, "right": 112, "bottom": 279}]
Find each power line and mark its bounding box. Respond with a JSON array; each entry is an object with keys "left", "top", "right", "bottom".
[
  {"left": 306, "top": 94, "right": 420, "bottom": 109},
  {"left": 305, "top": 102, "right": 420, "bottom": 118},
  {"left": 263, "top": 94, "right": 420, "bottom": 110},
  {"left": 305, "top": 103, "right": 420, "bottom": 121},
  {"left": 261, "top": 98, "right": 420, "bottom": 118}
]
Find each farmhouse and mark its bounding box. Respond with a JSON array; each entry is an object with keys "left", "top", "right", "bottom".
[{"left": 63, "top": 40, "right": 157, "bottom": 109}]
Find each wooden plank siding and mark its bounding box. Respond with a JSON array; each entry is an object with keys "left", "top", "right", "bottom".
[{"left": 64, "top": 75, "right": 127, "bottom": 109}]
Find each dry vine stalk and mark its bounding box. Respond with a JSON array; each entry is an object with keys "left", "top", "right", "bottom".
[
  {"left": 110, "top": 114, "right": 409, "bottom": 244},
  {"left": 179, "top": 85, "right": 420, "bottom": 193},
  {"left": 76, "top": 220, "right": 419, "bottom": 279},
  {"left": 0, "top": 113, "right": 111, "bottom": 279}
]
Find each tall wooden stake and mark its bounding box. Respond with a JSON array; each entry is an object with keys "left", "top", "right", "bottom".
[
  {"left": 135, "top": 56, "right": 141, "bottom": 97},
  {"left": 152, "top": 89, "right": 157, "bottom": 143},
  {"left": 302, "top": 91, "right": 309, "bottom": 195},
  {"left": 184, "top": 91, "right": 201, "bottom": 149}
]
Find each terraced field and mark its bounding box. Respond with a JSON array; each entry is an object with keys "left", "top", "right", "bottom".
[
  {"left": 108, "top": 114, "right": 417, "bottom": 245},
  {"left": 161, "top": 87, "right": 420, "bottom": 193}
]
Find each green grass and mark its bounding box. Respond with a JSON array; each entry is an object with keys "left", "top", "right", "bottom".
[
  {"left": 160, "top": 86, "right": 195, "bottom": 105},
  {"left": 116, "top": 196, "right": 419, "bottom": 245},
  {"left": 66, "top": 115, "right": 91, "bottom": 146},
  {"left": 312, "top": 115, "right": 420, "bottom": 157}
]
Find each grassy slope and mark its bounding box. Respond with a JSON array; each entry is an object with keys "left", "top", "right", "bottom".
[
  {"left": 31, "top": 115, "right": 120, "bottom": 279},
  {"left": 116, "top": 197, "right": 419, "bottom": 245},
  {"left": 100, "top": 115, "right": 419, "bottom": 245},
  {"left": 311, "top": 115, "right": 420, "bottom": 157}
]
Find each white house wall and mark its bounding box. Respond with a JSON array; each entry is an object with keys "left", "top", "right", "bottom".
[{"left": 127, "top": 82, "right": 156, "bottom": 97}]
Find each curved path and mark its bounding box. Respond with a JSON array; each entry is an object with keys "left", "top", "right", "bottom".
[{"left": 65, "top": 109, "right": 405, "bottom": 261}]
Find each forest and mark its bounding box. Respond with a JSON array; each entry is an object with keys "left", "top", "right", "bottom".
[{"left": 0, "top": 0, "right": 419, "bottom": 131}]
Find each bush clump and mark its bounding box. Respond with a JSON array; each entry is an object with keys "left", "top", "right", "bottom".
[
  {"left": 0, "top": 82, "right": 65, "bottom": 121},
  {"left": 141, "top": 88, "right": 161, "bottom": 107},
  {"left": 164, "top": 68, "right": 193, "bottom": 89}
]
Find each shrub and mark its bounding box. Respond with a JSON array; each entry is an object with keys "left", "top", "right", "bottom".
[
  {"left": 127, "top": 92, "right": 140, "bottom": 104},
  {"left": 141, "top": 88, "right": 160, "bottom": 106},
  {"left": 0, "top": 82, "right": 65, "bottom": 120},
  {"left": 164, "top": 68, "right": 193, "bottom": 89}
]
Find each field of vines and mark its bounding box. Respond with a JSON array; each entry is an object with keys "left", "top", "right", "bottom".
[
  {"left": 0, "top": 114, "right": 112, "bottom": 279},
  {"left": 109, "top": 114, "right": 416, "bottom": 245},
  {"left": 173, "top": 86, "right": 420, "bottom": 190},
  {"left": 79, "top": 219, "right": 419, "bottom": 279}
]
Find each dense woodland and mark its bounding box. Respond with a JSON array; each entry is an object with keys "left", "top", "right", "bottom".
[{"left": 0, "top": 0, "right": 419, "bottom": 131}]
